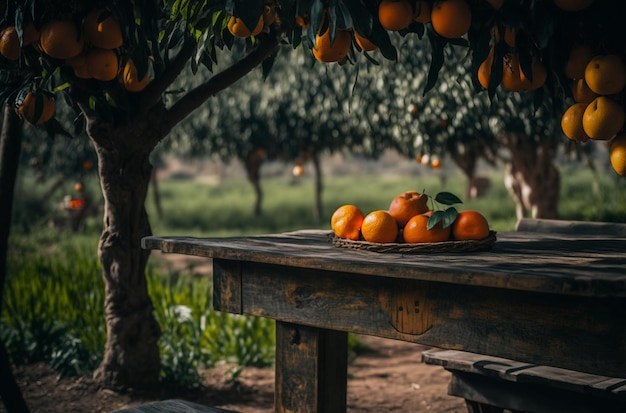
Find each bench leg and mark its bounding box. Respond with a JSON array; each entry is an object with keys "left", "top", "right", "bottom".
[{"left": 275, "top": 321, "right": 348, "bottom": 413}]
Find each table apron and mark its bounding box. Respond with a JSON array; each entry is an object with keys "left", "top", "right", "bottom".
[{"left": 212, "top": 259, "right": 626, "bottom": 378}]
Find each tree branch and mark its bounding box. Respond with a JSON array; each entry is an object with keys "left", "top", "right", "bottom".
[
  {"left": 164, "top": 31, "right": 281, "bottom": 128},
  {"left": 139, "top": 38, "right": 197, "bottom": 109}
]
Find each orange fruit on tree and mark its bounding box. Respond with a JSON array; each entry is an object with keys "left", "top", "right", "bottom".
[
  {"left": 519, "top": 56, "right": 547, "bottom": 91},
  {"left": 501, "top": 52, "right": 525, "bottom": 92},
  {"left": 451, "top": 210, "right": 490, "bottom": 241},
  {"left": 561, "top": 103, "right": 590, "bottom": 142},
  {"left": 553, "top": 0, "right": 594, "bottom": 11},
  {"left": 478, "top": 47, "right": 495, "bottom": 90},
  {"left": 431, "top": 0, "right": 472, "bottom": 39},
  {"left": 564, "top": 43, "right": 593, "bottom": 79},
  {"left": 572, "top": 78, "right": 598, "bottom": 103},
  {"left": 15, "top": 91, "right": 55, "bottom": 125},
  {"left": 122, "top": 58, "right": 153, "bottom": 92},
  {"left": 354, "top": 32, "right": 377, "bottom": 52},
  {"left": 312, "top": 24, "right": 351, "bottom": 63},
  {"left": 582, "top": 96, "right": 625, "bottom": 140},
  {"left": 378, "top": 0, "right": 415, "bottom": 31},
  {"left": 584, "top": 54, "right": 626, "bottom": 96},
  {"left": 263, "top": 4, "right": 277, "bottom": 25},
  {"left": 86, "top": 48, "right": 119, "bottom": 81},
  {"left": 0, "top": 27, "right": 20, "bottom": 60},
  {"left": 84, "top": 9, "right": 124, "bottom": 49},
  {"left": 388, "top": 190, "right": 429, "bottom": 228},
  {"left": 414, "top": 0, "right": 432, "bottom": 23},
  {"left": 431, "top": 158, "right": 442, "bottom": 169},
  {"left": 331, "top": 205, "right": 365, "bottom": 241},
  {"left": 66, "top": 53, "right": 92, "bottom": 79},
  {"left": 227, "top": 15, "right": 264, "bottom": 38},
  {"left": 22, "top": 23, "right": 40, "bottom": 46},
  {"left": 609, "top": 132, "right": 626, "bottom": 176},
  {"left": 403, "top": 213, "right": 451, "bottom": 243},
  {"left": 361, "top": 210, "right": 399, "bottom": 243},
  {"left": 40, "top": 20, "right": 84, "bottom": 59}
]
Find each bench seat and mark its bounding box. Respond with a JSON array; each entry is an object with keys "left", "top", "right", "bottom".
[
  {"left": 422, "top": 349, "right": 626, "bottom": 413},
  {"left": 112, "top": 399, "right": 239, "bottom": 413}
]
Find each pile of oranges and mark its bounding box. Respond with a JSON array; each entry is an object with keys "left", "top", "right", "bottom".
[
  {"left": 331, "top": 190, "right": 491, "bottom": 244},
  {"left": 560, "top": 43, "right": 626, "bottom": 176}
]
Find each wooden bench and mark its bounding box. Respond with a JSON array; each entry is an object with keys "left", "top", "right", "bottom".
[
  {"left": 422, "top": 218, "right": 626, "bottom": 413},
  {"left": 422, "top": 349, "right": 626, "bottom": 413},
  {"left": 112, "top": 399, "right": 239, "bottom": 413}
]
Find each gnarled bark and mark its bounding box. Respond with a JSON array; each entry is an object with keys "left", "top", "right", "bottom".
[{"left": 503, "top": 133, "right": 560, "bottom": 220}]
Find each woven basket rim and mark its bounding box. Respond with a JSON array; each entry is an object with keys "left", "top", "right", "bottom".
[{"left": 328, "top": 231, "right": 497, "bottom": 254}]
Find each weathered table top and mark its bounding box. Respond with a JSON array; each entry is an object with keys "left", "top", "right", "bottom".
[{"left": 143, "top": 229, "right": 626, "bottom": 297}]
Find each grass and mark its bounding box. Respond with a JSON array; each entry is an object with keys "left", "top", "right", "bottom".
[{"left": 4, "top": 159, "right": 625, "bottom": 388}]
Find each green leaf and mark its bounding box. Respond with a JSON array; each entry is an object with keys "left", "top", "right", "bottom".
[
  {"left": 427, "top": 210, "right": 444, "bottom": 230},
  {"left": 424, "top": 29, "right": 445, "bottom": 95},
  {"left": 441, "top": 207, "right": 458, "bottom": 229},
  {"left": 434, "top": 191, "right": 463, "bottom": 205}
]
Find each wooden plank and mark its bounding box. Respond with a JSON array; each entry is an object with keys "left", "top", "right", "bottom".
[
  {"left": 212, "top": 260, "right": 242, "bottom": 314},
  {"left": 234, "top": 261, "right": 626, "bottom": 378},
  {"left": 111, "top": 399, "right": 239, "bottom": 412},
  {"left": 142, "top": 231, "right": 626, "bottom": 297},
  {"left": 516, "top": 218, "right": 626, "bottom": 236},
  {"left": 275, "top": 321, "right": 348, "bottom": 413},
  {"left": 448, "top": 372, "right": 626, "bottom": 413},
  {"left": 422, "top": 350, "right": 532, "bottom": 378}
]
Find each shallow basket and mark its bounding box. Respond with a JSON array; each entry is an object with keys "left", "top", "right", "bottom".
[{"left": 328, "top": 231, "right": 497, "bottom": 254}]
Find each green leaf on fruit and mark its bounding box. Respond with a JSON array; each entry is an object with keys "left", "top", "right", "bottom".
[
  {"left": 434, "top": 191, "right": 463, "bottom": 205},
  {"left": 442, "top": 207, "right": 458, "bottom": 229},
  {"left": 427, "top": 210, "right": 444, "bottom": 230}
]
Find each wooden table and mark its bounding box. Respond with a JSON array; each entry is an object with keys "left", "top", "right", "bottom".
[{"left": 142, "top": 229, "right": 626, "bottom": 413}]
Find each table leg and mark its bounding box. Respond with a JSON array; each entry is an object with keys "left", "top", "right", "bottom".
[{"left": 274, "top": 321, "right": 348, "bottom": 413}]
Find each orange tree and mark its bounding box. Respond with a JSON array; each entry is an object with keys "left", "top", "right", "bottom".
[{"left": 1, "top": 0, "right": 626, "bottom": 392}]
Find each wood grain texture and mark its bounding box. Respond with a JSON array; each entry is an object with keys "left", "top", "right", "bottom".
[
  {"left": 275, "top": 322, "right": 347, "bottom": 413},
  {"left": 142, "top": 230, "right": 626, "bottom": 297},
  {"left": 111, "top": 399, "right": 238, "bottom": 412},
  {"left": 516, "top": 218, "right": 626, "bottom": 236}
]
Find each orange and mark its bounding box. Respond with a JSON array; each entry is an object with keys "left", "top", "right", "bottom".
[
  {"left": 582, "top": 96, "right": 625, "bottom": 140},
  {"left": 519, "top": 56, "right": 547, "bottom": 91},
  {"left": 312, "top": 25, "right": 351, "bottom": 63},
  {"left": 501, "top": 53, "right": 525, "bottom": 92},
  {"left": 22, "top": 23, "right": 40, "bottom": 46},
  {"left": 403, "top": 213, "right": 451, "bottom": 243},
  {"left": 331, "top": 205, "right": 365, "bottom": 241},
  {"left": 263, "top": 4, "right": 277, "bottom": 25},
  {"left": 66, "top": 53, "right": 92, "bottom": 79},
  {"left": 0, "top": 27, "right": 20, "bottom": 60},
  {"left": 354, "top": 33, "right": 377, "bottom": 52},
  {"left": 388, "top": 191, "right": 429, "bottom": 228},
  {"left": 414, "top": 0, "right": 432, "bottom": 23},
  {"left": 378, "top": 0, "right": 415, "bottom": 31},
  {"left": 564, "top": 43, "right": 593, "bottom": 80},
  {"left": 361, "top": 210, "right": 399, "bottom": 243},
  {"left": 553, "top": 0, "right": 594, "bottom": 11},
  {"left": 561, "top": 103, "right": 590, "bottom": 142},
  {"left": 74, "top": 182, "right": 84, "bottom": 192},
  {"left": 571, "top": 78, "right": 598, "bottom": 103},
  {"left": 431, "top": 0, "right": 472, "bottom": 39},
  {"left": 478, "top": 47, "right": 495, "bottom": 90},
  {"left": 227, "top": 15, "right": 264, "bottom": 38},
  {"left": 40, "top": 20, "right": 84, "bottom": 59},
  {"left": 431, "top": 158, "right": 442, "bottom": 169},
  {"left": 609, "top": 132, "right": 626, "bottom": 176},
  {"left": 122, "top": 58, "right": 153, "bottom": 92},
  {"left": 86, "top": 48, "right": 119, "bottom": 81},
  {"left": 584, "top": 54, "right": 626, "bottom": 96},
  {"left": 15, "top": 91, "right": 55, "bottom": 125},
  {"left": 451, "top": 210, "right": 490, "bottom": 241},
  {"left": 84, "top": 9, "right": 124, "bottom": 49}
]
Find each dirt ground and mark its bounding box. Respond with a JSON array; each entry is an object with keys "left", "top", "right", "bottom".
[{"left": 5, "top": 335, "right": 466, "bottom": 413}]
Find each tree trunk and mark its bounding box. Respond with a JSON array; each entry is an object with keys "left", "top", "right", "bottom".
[
  {"left": 503, "top": 134, "right": 560, "bottom": 221},
  {"left": 244, "top": 151, "right": 264, "bottom": 217},
  {"left": 312, "top": 153, "right": 323, "bottom": 222},
  {"left": 87, "top": 120, "right": 161, "bottom": 390},
  {"left": 151, "top": 168, "right": 163, "bottom": 219},
  {"left": 0, "top": 105, "right": 30, "bottom": 412}
]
